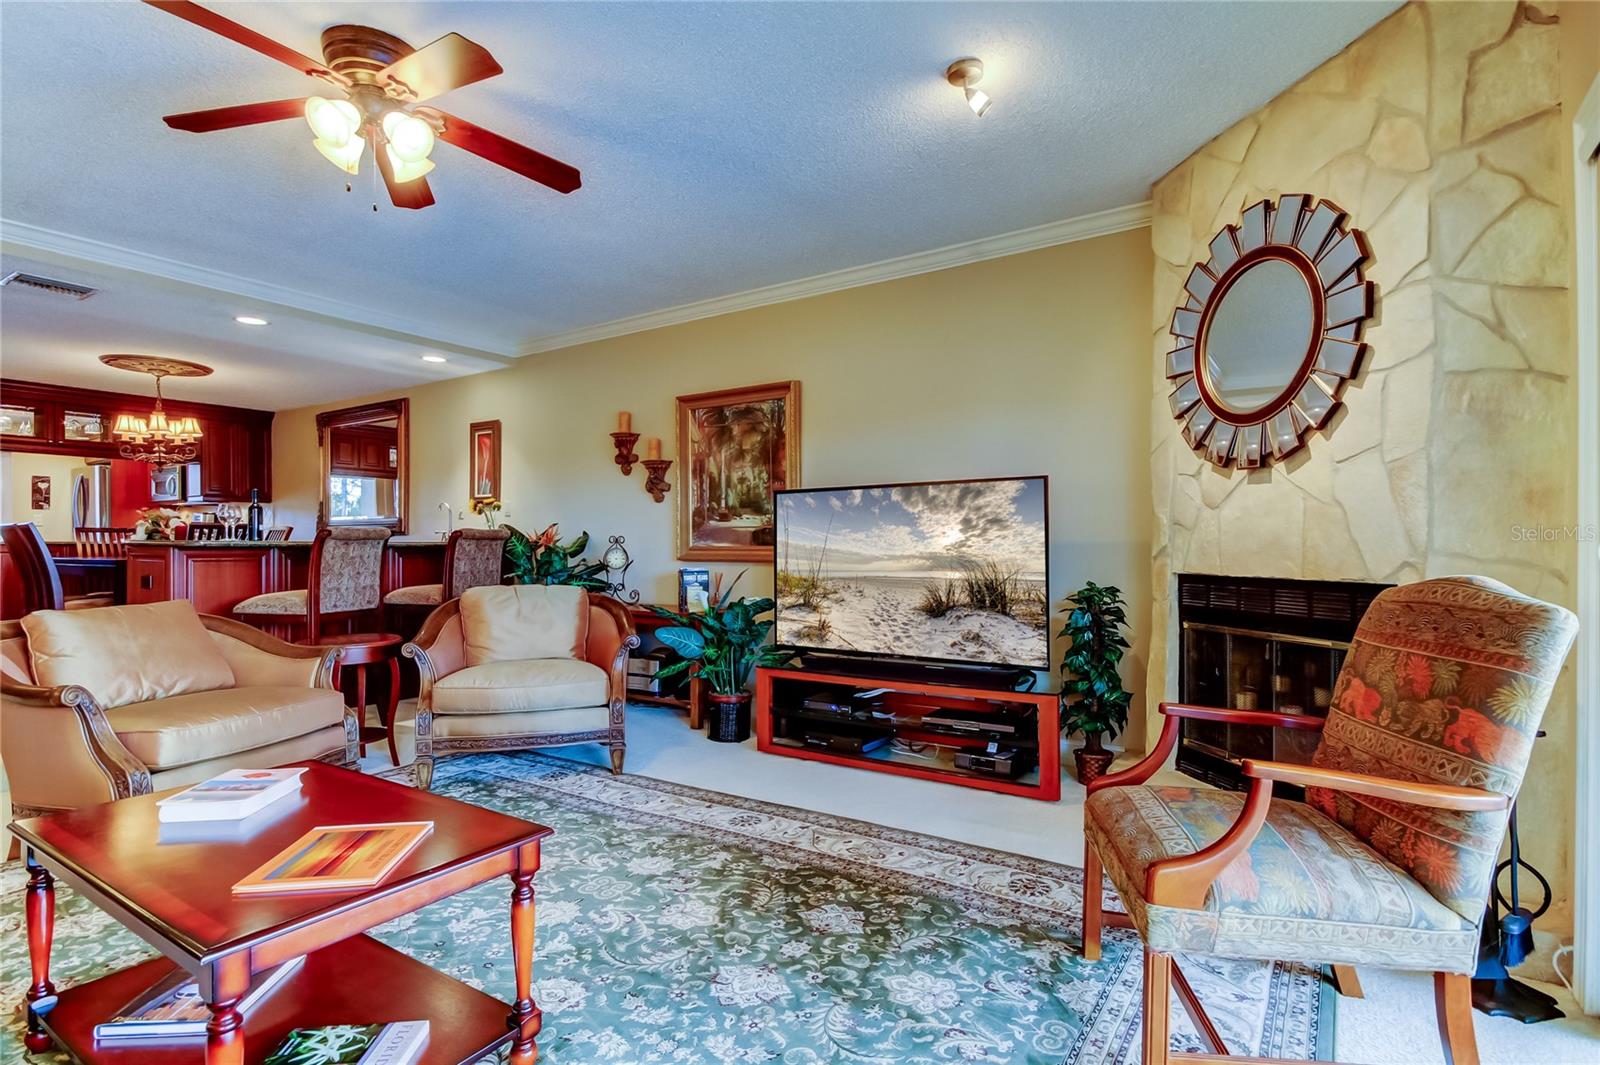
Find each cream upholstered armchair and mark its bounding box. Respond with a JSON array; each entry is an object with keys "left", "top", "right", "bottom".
[
  {"left": 403, "top": 585, "right": 638, "bottom": 788},
  {"left": 1080, "top": 576, "right": 1578, "bottom": 1065},
  {"left": 0, "top": 600, "right": 357, "bottom": 816}
]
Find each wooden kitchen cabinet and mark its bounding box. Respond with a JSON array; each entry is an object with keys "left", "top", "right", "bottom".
[
  {"left": 330, "top": 425, "right": 399, "bottom": 477},
  {"left": 1, "top": 379, "right": 272, "bottom": 500}
]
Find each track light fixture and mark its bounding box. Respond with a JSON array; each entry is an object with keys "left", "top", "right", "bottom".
[{"left": 945, "top": 57, "right": 992, "bottom": 118}]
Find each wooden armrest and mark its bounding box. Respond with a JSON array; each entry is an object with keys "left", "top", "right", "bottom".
[
  {"left": 1242, "top": 759, "right": 1510, "bottom": 811},
  {"left": 1085, "top": 702, "right": 1324, "bottom": 795},
  {"left": 1161, "top": 702, "right": 1327, "bottom": 730},
  {"left": 1145, "top": 775, "right": 1275, "bottom": 909}
]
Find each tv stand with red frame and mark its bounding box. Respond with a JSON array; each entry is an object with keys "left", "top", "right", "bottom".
[{"left": 755, "top": 665, "right": 1061, "bottom": 801}]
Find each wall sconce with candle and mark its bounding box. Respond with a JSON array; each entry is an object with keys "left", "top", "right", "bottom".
[
  {"left": 611, "top": 411, "right": 640, "bottom": 474},
  {"left": 642, "top": 436, "right": 672, "bottom": 503}
]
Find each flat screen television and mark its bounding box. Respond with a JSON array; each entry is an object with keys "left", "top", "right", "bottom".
[{"left": 773, "top": 476, "right": 1049, "bottom": 670}]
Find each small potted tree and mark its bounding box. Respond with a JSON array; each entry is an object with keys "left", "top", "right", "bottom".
[
  {"left": 1059, "top": 581, "right": 1134, "bottom": 785},
  {"left": 652, "top": 572, "right": 794, "bottom": 742}
]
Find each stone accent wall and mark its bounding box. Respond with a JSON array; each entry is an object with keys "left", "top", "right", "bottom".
[{"left": 1147, "top": 1, "right": 1580, "bottom": 924}]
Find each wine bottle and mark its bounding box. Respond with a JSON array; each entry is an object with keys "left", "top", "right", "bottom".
[{"left": 247, "top": 489, "right": 264, "bottom": 542}]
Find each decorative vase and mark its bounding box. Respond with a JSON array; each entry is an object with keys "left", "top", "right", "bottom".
[
  {"left": 708, "top": 692, "right": 752, "bottom": 743},
  {"left": 1074, "top": 742, "right": 1116, "bottom": 786}
]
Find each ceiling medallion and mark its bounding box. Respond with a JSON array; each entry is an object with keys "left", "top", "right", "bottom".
[
  {"left": 99, "top": 354, "right": 214, "bottom": 465},
  {"left": 1166, "top": 194, "right": 1375, "bottom": 469}
]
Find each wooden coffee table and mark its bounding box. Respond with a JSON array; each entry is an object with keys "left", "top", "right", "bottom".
[{"left": 11, "top": 763, "right": 554, "bottom": 1065}]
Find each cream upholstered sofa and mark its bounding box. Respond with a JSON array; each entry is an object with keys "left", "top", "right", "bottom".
[
  {"left": 404, "top": 585, "right": 638, "bottom": 787},
  {"left": 0, "top": 599, "right": 357, "bottom": 817}
]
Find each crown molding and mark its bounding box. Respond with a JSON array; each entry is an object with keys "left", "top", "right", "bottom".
[
  {"left": 1, "top": 200, "right": 1151, "bottom": 367},
  {"left": 520, "top": 200, "right": 1152, "bottom": 354},
  {"left": 0, "top": 218, "right": 518, "bottom": 363}
]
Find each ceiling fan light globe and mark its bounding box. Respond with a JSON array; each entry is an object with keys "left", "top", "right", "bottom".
[
  {"left": 383, "top": 111, "right": 436, "bottom": 162},
  {"left": 305, "top": 96, "right": 361, "bottom": 146},
  {"left": 385, "top": 147, "right": 436, "bottom": 184},
  {"left": 314, "top": 133, "right": 365, "bottom": 175}
]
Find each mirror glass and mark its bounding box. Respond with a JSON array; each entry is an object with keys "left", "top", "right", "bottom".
[
  {"left": 317, "top": 400, "right": 408, "bottom": 533},
  {"left": 1202, "top": 258, "right": 1315, "bottom": 415}
]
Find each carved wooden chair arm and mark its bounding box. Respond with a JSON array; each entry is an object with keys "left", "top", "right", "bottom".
[
  {"left": 1086, "top": 702, "right": 1327, "bottom": 795},
  {"left": 0, "top": 676, "right": 154, "bottom": 801},
  {"left": 1242, "top": 759, "right": 1510, "bottom": 811}
]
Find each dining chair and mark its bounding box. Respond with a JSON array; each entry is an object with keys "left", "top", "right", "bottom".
[
  {"left": 72, "top": 526, "right": 134, "bottom": 558},
  {"left": 265, "top": 526, "right": 294, "bottom": 541},
  {"left": 1080, "top": 576, "right": 1578, "bottom": 1065},
  {"left": 185, "top": 522, "right": 226, "bottom": 542},
  {"left": 1, "top": 523, "right": 115, "bottom": 615},
  {"left": 233, "top": 527, "right": 404, "bottom": 764}
]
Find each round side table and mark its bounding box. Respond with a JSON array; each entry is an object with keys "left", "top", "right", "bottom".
[{"left": 322, "top": 632, "right": 405, "bottom": 766}]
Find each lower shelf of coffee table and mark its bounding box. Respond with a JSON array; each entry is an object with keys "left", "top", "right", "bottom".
[{"left": 39, "top": 933, "right": 518, "bottom": 1065}]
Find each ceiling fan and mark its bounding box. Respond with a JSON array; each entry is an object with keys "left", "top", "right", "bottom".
[{"left": 146, "top": 0, "right": 580, "bottom": 210}]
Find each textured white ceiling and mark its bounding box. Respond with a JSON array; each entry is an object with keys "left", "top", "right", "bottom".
[{"left": 0, "top": 1, "right": 1398, "bottom": 407}]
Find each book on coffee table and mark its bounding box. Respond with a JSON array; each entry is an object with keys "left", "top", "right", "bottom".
[
  {"left": 263, "top": 1021, "right": 429, "bottom": 1065},
  {"left": 156, "top": 767, "right": 305, "bottom": 823},
  {"left": 233, "top": 821, "right": 434, "bottom": 895},
  {"left": 94, "top": 955, "right": 304, "bottom": 1041}
]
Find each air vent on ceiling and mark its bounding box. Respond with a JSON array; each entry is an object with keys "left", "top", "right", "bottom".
[{"left": 0, "top": 272, "right": 97, "bottom": 300}]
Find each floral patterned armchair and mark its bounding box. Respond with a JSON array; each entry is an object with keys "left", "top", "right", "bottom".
[{"left": 1081, "top": 576, "right": 1577, "bottom": 1065}]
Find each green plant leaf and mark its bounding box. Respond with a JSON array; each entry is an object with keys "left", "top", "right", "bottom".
[{"left": 655, "top": 626, "right": 706, "bottom": 659}]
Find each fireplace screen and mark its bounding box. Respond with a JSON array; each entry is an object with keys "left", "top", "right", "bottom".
[{"left": 1174, "top": 574, "right": 1386, "bottom": 792}]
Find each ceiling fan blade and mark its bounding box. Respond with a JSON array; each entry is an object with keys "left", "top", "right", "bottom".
[
  {"left": 143, "top": 1, "right": 346, "bottom": 85},
  {"left": 377, "top": 33, "right": 502, "bottom": 102},
  {"left": 163, "top": 98, "right": 307, "bottom": 133},
  {"left": 433, "top": 111, "right": 581, "bottom": 193},
  {"left": 375, "top": 144, "right": 436, "bottom": 210}
]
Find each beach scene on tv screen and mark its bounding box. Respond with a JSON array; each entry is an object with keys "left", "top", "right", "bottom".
[{"left": 776, "top": 478, "right": 1048, "bottom": 669}]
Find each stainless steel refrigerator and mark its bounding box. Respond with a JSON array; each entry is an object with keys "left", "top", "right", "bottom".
[{"left": 69, "top": 462, "right": 113, "bottom": 530}]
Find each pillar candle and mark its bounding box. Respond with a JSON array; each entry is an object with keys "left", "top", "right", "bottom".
[
  {"left": 617, "top": 411, "right": 632, "bottom": 432},
  {"left": 647, "top": 437, "right": 661, "bottom": 460}
]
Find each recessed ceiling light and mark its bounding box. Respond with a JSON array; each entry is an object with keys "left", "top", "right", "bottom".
[
  {"left": 234, "top": 315, "right": 269, "bottom": 326},
  {"left": 421, "top": 354, "right": 448, "bottom": 363}
]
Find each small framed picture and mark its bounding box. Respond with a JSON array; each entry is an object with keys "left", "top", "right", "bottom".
[
  {"left": 678, "top": 568, "right": 711, "bottom": 613},
  {"left": 30, "top": 475, "right": 50, "bottom": 510},
  {"left": 469, "top": 420, "right": 501, "bottom": 502}
]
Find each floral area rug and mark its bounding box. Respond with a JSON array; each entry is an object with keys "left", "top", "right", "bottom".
[{"left": 2, "top": 752, "right": 1333, "bottom": 1063}]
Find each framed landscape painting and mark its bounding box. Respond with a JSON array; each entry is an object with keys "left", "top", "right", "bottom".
[
  {"left": 676, "top": 381, "right": 800, "bottom": 561},
  {"left": 469, "top": 420, "right": 501, "bottom": 502}
]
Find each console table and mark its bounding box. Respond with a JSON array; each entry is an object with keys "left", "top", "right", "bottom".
[{"left": 626, "top": 605, "right": 707, "bottom": 729}]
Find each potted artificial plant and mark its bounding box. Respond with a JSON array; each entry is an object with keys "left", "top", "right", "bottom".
[
  {"left": 652, "top": 572, "right": 793, "bottom": 743},
  {"left": 1059, "top": 580, "right": 1134, "bottom": 785}
]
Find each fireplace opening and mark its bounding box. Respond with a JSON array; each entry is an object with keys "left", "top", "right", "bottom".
[{"left": 1175, "top": 573, "right": 1391, "bottom": 792}]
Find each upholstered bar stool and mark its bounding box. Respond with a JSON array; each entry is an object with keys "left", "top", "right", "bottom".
[
  {"left": 234, "top": 527, "right": 405, "bottom": 764},
  {"left": 383, "top": 528, "right": 510, "bottom": 610}
]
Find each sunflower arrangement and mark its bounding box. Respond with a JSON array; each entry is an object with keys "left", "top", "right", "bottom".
[{"left": 469, "top": 497, "right": 502, "bottom": 528}]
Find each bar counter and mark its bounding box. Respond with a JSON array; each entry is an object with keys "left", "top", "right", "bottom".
[{"left": 124, "top": 538, "right": 445, "bottom": 619}]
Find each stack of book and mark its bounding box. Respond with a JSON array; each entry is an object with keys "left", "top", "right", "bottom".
[
  {"left": 627, "top": 648, "right": 674, "bottom": 696},
  {"left": 95, "top": 958, "right": 304, "bottom": 1041},
  {"left": 156, "top": 767, "right": 306, "bottom": 823}
]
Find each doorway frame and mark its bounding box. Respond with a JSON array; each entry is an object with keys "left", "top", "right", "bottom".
[{"left": 1572, "top": 68, "right": 1600, "bottom": 1015}]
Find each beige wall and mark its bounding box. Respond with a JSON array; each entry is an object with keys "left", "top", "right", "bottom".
[
  {"left": 0, "top": 452, "right": 82, "bottom": 540},
  {"left": 1148, "top": 1, "right": 1585, "bottom": 927},
  {"left": 275, "top": 228, "right": 1156, "bottom": 746}
]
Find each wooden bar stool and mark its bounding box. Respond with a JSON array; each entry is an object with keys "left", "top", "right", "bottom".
[
  {"left": 234, "top": 526, "right": 404, "bottom": 765},
  {"left": 382, "top": 528, "right": 509, "bottom": 610}
]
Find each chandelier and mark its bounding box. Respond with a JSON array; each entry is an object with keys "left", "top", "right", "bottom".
[{"left": 99, "top": 355, "right": 212, "bottom": 464}]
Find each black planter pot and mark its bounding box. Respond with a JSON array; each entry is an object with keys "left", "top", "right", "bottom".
[{"left": 707, "top": 692, "right": 752, "bottom": 743}]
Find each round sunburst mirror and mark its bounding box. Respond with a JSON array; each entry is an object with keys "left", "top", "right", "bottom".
[{"left": 1166, "top": 194, "right": 1374, "bottom": 469}]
